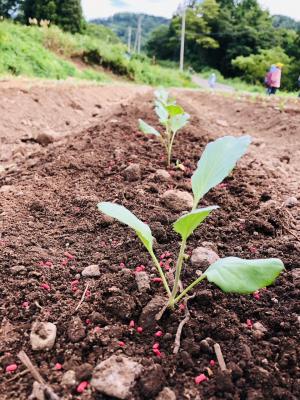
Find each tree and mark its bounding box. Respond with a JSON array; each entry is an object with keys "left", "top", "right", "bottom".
[
  {"left": 22, "top": 0, "right": 58, "bottom": 24},
  {"left": 56, "top": 0, "right": 83, "bottom": 33},
  {"left": 0, "top": 0, "right": 19, "bottom": 17},
  {"left": 22, "top": 0, "right": 83, "bottom": 32}
]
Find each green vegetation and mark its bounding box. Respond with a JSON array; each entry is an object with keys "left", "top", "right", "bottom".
[
  {"left": 139, "top": 89, "right": 190, "bottom": 167},
  {"left": 146, "top": 0, "right": 300, "bottom": 92},
  {"left": 92, "top": 12, "right": 170, "bottom": 48},
  {"left": 98, "top": 135, "right": 284, "bottom": 309},
  {"left": 0, "top": 19, "right": 193, "bottom": 87}
]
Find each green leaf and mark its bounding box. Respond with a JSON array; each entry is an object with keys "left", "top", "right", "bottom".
[
  {"left": 173, "top": 206, "right": 219, "bottom": 240},
  {"left": 169, "top": 113, "right": 190, "bottom": 133},
  {"left": 166, "top": 104, "right": 185, "bottom": 116},
  {"left": 97, "top": 202, "right": 154, "bottom": 253},
  {"left": 205, "top": 257, "right": 284, "bottom": 294},
  {"left": 138, "top": 119, "right": 161, "bottom": 136},
  {"left": 192, "top": 135, "right": 251, "bottom": 206},
  {"left": 155, "top": 102, "right": 169, "bottom": 125}
]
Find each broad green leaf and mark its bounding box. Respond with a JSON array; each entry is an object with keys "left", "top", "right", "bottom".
[
  {"left": 205, "top": 257, "right": 284, "bottom": 294},
  {"left": 155, "top": 102, "right": 169, "bottom": 125},
  {"left": 192, "top": 135, "right": 251, "bottom": 206},
  {"left": 166, "top": 104, "right": 185, "bottom": 117},
  {"left": 97, "top": 202, "right": 154, "bottom": 253},
  {"left": 173, "top": 206, "right": 219, "bottom": 240},
  {"left": 169, "top": 113, "right": 190, "bottom": 133},
  {"left": 138, "top": 119, "right": 161, "bottom": 136}
]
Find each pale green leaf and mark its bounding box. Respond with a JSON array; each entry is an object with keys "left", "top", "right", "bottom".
[
  {"left": 97, "top": 202, "right": 154, "bottom": 253},
  {"left": 155, "top": 102, "right": 169, "bottom": 125},
  {"left": 205, "top": 257, "right": 284, "bottom": 294},
  {"left": 169, "top": 113, "right": 190, "bottom": 133},
  {"left": 192, "top": 135, "right": 251, "bottom": 206},
  {"left": 173, "top": 206, "right": 219, "bottom": 240},
  {"left": 154, "top": 88, "right": 169, "bottom": 105},
  {"left": 138, "top": 119, "right": 161, "bottom": 136}
]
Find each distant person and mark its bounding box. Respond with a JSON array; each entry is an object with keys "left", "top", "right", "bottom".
[
  {"left": 298, "top": 75, "right": 300, "bottom": 98},
  {"left": 208, "top": 73, "right": 217, "bottom": 89},
  {"left": 268, "top": 63, "right": 283, "bottom": 95},
  {"left": 264, "top": 65, "right": 276, "bottom": 95}
]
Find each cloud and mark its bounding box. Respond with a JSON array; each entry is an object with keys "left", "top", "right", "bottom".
[
  {"left": 82, "top": 0, "right": 182, "bottom": 20},
  {"left": 82, "top": 0, "right": 300, "bottom": 21},
  {"left": 110, "top": 0, "right": 128, "bottom": 8}
]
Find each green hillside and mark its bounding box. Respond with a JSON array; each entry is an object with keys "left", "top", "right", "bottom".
[
  {"left": 0, "top": 20, "right": 192, "bottom": 87},
  {"left": 92, "top": 13, "right": 170, "bottom": 48}
]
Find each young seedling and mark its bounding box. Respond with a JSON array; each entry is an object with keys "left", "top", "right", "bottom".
[
  {"left": 138, "top": 88, "right": 190, "bottom": 168},
  {"left": 98, "top": 135, "right": 284, "bottom": 310}
]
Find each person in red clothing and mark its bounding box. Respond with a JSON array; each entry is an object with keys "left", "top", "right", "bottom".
[{"left": 269, "top": 63, "right": 283, "bottom": 95}]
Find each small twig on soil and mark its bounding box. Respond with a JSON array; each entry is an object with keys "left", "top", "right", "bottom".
[
  {"left": 214, "top": 343, "right": 227, "bottom": 371},
  {"left": 155, "top": 302, "right": 169, "bottom": 321},
  {"left": 17, "top": 351, "right": 60, "bottom": 400},
  {"left": 74, "top": 282, "right": 90, "bottom": 313},
  {"left": 34, "top": 301, "right": 43, "bottom": 310},
  {"left": 17, "top": 351, "right": 45, "bottom": 385},
  {"left": 173, "top": 294, "right": 195, "bottom": 355},
  {"left": 173, "top": 303, "right": 190, "bottom": 354},
  {"left": 3, "top": 369, "right": 29, "bottom": 383}
]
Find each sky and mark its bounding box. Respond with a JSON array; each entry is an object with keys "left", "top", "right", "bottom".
[{"left": 82, "top": 0, "right": 300, "bottom": 21}]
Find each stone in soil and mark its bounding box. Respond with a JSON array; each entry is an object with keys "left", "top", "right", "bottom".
[
  {"left": 161, "top": 190, "right": 193, "bottom": 212},
  {"left": 283, "top": 196, "right": 298, "bottom": 208},
  {"left": 91, "top": 355, "right": 142, "bottom": 399},
  {"left": 75, "top": 363, "right": 94, "bottom": 381},
  {"left": 155, "top": 169, "right": 171, "bottom": 182},
  {"left": 61, "top": 370, "right": 77, "bottom": 387},
  {"left": 135, "top": 271, "right": 150, "bottom": 292},
  {"left": 30, "top": 381, "right": 45, "bottom": 400},
  {"left": 139, "top": 295, "right": 166, "bottom": 330},
  {"left": 139, "top": 364, "right": 166, "bottom": 397},
  {"left": 30, "top": 322, "right": 57, "bottom": 351},
  {"left": 123, "top": 163, "right": 141, "bottom": 182},
  {"left": 252, "top": 322, "right": 267, "bottom": 339},
  {"left": 67, "top": 317, "right": 86, "bottom": 343},
  {"left": 81, "top": 264, "right": 100, "bottom": 277},
  {"left": 156, "top": 387, "right": 176, "bottom": 400},
  {"left": 35, "top": 132, "right": 54, "bottom": 146},
  {"left": 106, "top": 294, "right": 136, "bottom": 320},
  {"left": 191, "top": 246, "right": 219, "bottom": 269}
]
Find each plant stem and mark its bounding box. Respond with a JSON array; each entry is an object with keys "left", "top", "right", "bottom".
[
  {"left": 170, "top": 239, "right": 187, "bottom": 305},
  {"left": 150, "top": 250, "right": 172, "bottom": 298},
  {"left": 173, "top": 274, "right": 207, "bottom": 305},
  {"left": 166, "top": 125, "right": 171, "bottom": 168}
]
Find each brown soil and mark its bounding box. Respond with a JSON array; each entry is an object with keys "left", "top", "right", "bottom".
[{"left": 0, "top": 82, "right": 299, "bottom": 400}]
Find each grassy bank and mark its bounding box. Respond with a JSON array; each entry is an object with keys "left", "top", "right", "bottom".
[{"left": 0, "top": 20, "right": 193, "bottom": 87}]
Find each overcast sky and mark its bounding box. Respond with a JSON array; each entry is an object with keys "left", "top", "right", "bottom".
[{"left": 82, "top": 0, "right": 300, "bottom": 21}]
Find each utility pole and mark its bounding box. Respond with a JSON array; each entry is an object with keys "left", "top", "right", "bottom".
[
  {"left": 137, "top": 16, "right": 142, "bottom": 54},
  {"left": 179, "top": 5, "right": 186, "bottom": 71},
  {"left": 133, "top": 16, "right": 142, "bottom": 54},
  {"left": 127, "top": 26, "right": 132, "bottom": 53}
]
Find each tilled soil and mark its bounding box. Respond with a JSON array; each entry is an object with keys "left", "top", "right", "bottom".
[{"left": 0, "top": 84, "right": 299, "bottom": 400}]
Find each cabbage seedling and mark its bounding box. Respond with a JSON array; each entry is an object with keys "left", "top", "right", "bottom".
[
  {"left": 138, "top": 88, "right": 190, "bottom": 168},
  {"left": 98, "top": 136, "right": 284, "bottom": 309}
]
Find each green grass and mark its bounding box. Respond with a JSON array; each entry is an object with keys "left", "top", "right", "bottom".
[{"left": 0, "top": 20, "right": 193, "bottom": 88}]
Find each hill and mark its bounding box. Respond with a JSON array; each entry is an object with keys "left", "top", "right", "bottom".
[
  {"left": 91, "top": 12, "right": 170, "bottom": 48},
  {"left": 0, "top": 20, "right": 192, "bottom": 88},
  {"left": 272, "top": 15, "right": 300, "bottom": 31}
]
